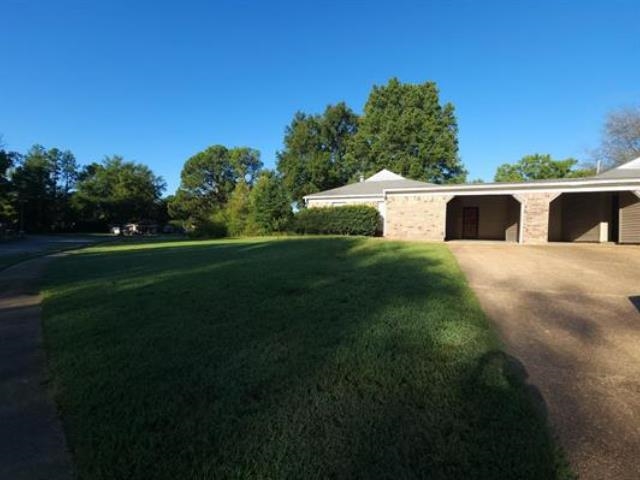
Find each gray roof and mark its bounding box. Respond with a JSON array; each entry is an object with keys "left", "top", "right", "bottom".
[
  {"left": 305, "top": 178, "right": 434, "bottom": 198},
  {"left": 306, "top": 160, "right": 640, "bottom": 199},
  {"left": 595, "top": 168, "right": 640, "bottom": 179},
  {"left": 595, "top": 156, "right": 640, "bottom": 179}
]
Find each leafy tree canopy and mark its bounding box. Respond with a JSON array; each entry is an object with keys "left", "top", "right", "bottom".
[
  {"left": 347, "top": 78, "right": 467, "bottom": 184},
  {"left": 0, "top": 145, "right": 20, "bottom": 224},
  {"left": 74, "top": 155, "right": 165, "bottom": 225},
  {"left": 494, "top": 154, "right": 595, "bottom": 182},
  {"left": 11, "top": 144, "right": 80, "bottom": 231},
  {"left": 170, "top": 145, "right": 262, "bottom": 223},
  {"left": 249, "top": 171, "right": 292, "bottom": 234},
  {"left": 277, "top": 102, "right": 359, "bottom": 207},
  {"left": 224, "top": 180, "right": 253, "bottom": 237}
]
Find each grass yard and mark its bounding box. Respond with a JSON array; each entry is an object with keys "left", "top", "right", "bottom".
[{"left": 42, "top": 237, "right": 571, "bottom": 479}]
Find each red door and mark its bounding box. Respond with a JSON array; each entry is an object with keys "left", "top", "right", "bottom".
[{"left": 462, "top": 207, "right": 479, "bottom": 239}]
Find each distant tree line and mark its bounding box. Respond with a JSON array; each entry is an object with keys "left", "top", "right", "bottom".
[
  {"left": 0, "top": 140, "right": 165, "bottom": 234},
  {"left": 494, "top": 154, "right": 594, "bottom": 182}
]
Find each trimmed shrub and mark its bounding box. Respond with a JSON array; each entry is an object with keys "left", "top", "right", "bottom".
[{"left": 293, "top": 205, "right": 380, "bottom": 236}]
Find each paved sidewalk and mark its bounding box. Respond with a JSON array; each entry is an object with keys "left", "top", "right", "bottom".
[
  {"left": 450, "top": 242, "right": 640, "bottom": 480},
  {"left": 0, "top": 255, "right": 72, "bottom": 480}
]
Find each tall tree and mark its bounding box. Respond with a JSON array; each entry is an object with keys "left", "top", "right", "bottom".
[
  {"left": 597, "top": 105, "right": 640, "bottom": 168},
  {"left": 169, "top": 145, "right": 262, "bottom": 224},
  {"left": 11, "top": 145, "right": 57, "bottom": 232},
  {"left": 494, "top": 154, "right": 595, "bottom": 182},
  {"left": 49, "top": 148, "right": 79, "bottom": 229},
  {"left": 58, "top": 149, "right": 79, "bottom": 194},
  {"left": 249, "top": 171, "right": 292, "bottom": 234},
  {"left": 10, "top": 145, "right": 80, "bottom": 231},
  {"left": 347, "top": 78, "right": 467, "bottom": 184},
  {"left": 74, "top": 155, "right": 165, "bottom": 227},
  {"left": 277, "top": 102, "right": 359, "bottom": 207},
  {"left": 224, "top": 180, "right": 253, "bottom": 236},
  {"left": 0, "top": 144, "right": 20, "bottom": 226}
]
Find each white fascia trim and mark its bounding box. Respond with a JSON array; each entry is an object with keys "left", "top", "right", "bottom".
[
  {"left": 304, "top": 194, "right": 383, "bottom": 201},
  {"left": 383, "top": 180, "right": 640, "bottom": 197}
]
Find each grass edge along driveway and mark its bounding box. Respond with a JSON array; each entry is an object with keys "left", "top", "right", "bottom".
[{"left": 42, "top": 237, "right": 573, "bottom": 479}]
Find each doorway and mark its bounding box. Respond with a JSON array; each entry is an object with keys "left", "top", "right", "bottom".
[
  {"left": 610, "top": 193, "right": 619, "bottom": 242},
  {"left": 462, "top": 207, "right": 479, "bottom": 239}
]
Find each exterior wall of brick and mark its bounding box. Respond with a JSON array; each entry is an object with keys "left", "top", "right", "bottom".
[
  {"left": 514, "top": 192, "right": 560, "bottom": 244},
  {"left": 385, "top": 194, "right": 452, "bottom": 240},
  {"left": 311, "top": 190, "right": 640, "bottom": 244}
]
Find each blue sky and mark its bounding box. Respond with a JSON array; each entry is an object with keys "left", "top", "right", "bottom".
[{"left": 1, "top": 0, "right": 638, "bottom": 193}]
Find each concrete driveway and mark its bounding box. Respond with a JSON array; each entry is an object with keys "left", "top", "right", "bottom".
[{"left": 449, "top": 242, "right": 640, "bottom": 480}]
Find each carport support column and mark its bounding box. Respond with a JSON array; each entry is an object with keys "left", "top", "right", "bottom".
[
  {"left": 514, "top": 192, "right": 560, "bottom": 244},
  {"left": 385, "top": 194, "right": 452, "bottom": 240}
]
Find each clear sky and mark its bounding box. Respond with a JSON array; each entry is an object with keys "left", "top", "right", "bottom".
[{"left": 1, "top": 0, "right": 638, "bottom": 193}]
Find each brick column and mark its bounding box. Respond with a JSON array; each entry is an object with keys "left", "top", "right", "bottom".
[
  {"left": 514, "top": 192, "right": 560, "bottom": 244},
  {"left": 385, "top": 194, "right": 452, "bottom": 241}
]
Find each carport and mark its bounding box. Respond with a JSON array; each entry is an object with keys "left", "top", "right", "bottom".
[
  {"left": 445, "top": 195, "right": 521, "bottom": 242},
  {"left": 548, "top": 191, "right": 640, "bottom": 243}
]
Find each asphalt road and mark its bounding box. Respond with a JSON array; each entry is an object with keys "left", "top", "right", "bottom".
[{"left": 0, "top": 235, "right": 105, "bottom": 256}]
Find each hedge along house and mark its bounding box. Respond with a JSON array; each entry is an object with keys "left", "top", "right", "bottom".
[{"left": 305, "top": 158, "right": 640, "bottom": 244}]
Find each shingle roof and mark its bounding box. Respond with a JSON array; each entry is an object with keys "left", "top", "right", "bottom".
[
  {"left": 595, "top": 168, "right": 640, "bottom": 179},
  {"left": 304, "top": 170, "right": 434, "bottom": 199},
  {"left": 306, "top": 160, "right": 640, "bottom": 200},
  {"left": 595, "top": 157, "right": 640, "bottom": 179}
]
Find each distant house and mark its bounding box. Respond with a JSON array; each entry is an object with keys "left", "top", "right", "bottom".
[
  {"left": 111, "top": 221, "right": 158, "bottom": 236},
  {"left": 304, "top": 158, "right": 640, "bottom": 244}
]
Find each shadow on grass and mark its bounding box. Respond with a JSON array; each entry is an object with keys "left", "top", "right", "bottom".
[{"left": 40, "top": 237, "right": 570, "bottom": 479}]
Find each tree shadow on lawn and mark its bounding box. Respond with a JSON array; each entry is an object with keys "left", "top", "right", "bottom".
[{"left": 41, "top": 238, "right": 570, "bottom": 480}]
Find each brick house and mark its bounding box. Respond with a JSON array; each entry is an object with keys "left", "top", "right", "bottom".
[{"left": 304, "top": 158, "right": 640, "bottom": 244}]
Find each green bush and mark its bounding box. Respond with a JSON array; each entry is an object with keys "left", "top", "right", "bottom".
[
  {"left": 189, "top": 212, "right": 228, "bottom": 238},
  {"left": 293, "top": 205, "right": 380, "bottom": 236}
]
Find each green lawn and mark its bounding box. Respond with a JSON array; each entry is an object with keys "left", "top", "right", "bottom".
[{"left": 42, "top": 237, "right": 571, "bottom": 479}]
